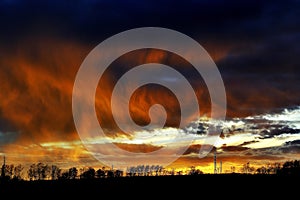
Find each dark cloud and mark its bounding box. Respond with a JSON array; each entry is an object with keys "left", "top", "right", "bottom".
[
  {"left": 220, "top": 111, "right": 300, "bottom": 140},
  {"left": 221, "top": 145, "right": 250, "bottom": 152},
  {"left": 183, "top": 144, "right": 216, "bottom": 155},
  {"left": 238, "top": 140, "right": 259, "bottom": 146},
  {"left": 285, "top": 140, "right": 300, "bottom": 146},
  {"left": 248, "top": 142, "right": 300, "bottom": 156},
  {"left": 218, "top": 34, "right": 300, "bottom": 116},
  {"left": 259, "top": 126, "right": 300, "bottom": 139},
  {"left": 280, "top": 145, "right": 300, "bottom": 154},
  {"left": 279, "top": 140, "right": 300, "bottom": 154},
  {"left": 221, "top": 126, "right": 244, "bottom": 138}
]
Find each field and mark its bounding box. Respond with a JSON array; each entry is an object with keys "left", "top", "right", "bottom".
[{"left": 1, "top": 174, "right": 298, "bottom": 197}]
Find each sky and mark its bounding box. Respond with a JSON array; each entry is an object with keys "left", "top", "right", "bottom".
[{"left": 0, "top": 0, "right": 300, "bottom": 173}]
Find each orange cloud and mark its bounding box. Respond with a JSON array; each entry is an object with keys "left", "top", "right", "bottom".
[
  {"left": 113, "top": 143, "right": 162, "bottom": 153},
  {"left": 95, "top": 48, "right": 213, "bottom": 136},
  {"left": 0, "top": 37, "right": 90, "bottom": 144}
]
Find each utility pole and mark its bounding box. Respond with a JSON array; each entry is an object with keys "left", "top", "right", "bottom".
[{"left": 214, "top": 151, "right": 217, "bottom": 174}]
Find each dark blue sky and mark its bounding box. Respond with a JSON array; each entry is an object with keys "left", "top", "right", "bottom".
[{"left": 1, "top": 0, "right": 299, "bottom": 44}]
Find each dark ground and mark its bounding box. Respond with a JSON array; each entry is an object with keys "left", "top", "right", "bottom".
[{"left": 0, "top": 174, "right": 298, "bottom": 198}]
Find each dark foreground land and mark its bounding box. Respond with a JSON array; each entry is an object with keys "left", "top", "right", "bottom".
[{"left": 1, "top": 174, "right": 298, "bottom": 197}]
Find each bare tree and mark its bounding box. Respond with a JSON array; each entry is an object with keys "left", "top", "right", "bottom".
[
  {"left": 50, "top": 165, "right": 61, "bottom": 180},
  {"left": 13, "top": 164, "right": 24, "bottom": 180},
  {"left": 127, "top": 166, "right": 137, "bottom": 177},
  {"left": 4, "top": 164, "right": 14, "bottom": 179},
  {"left": 136, "top": 165, "right": 144, "bottom": 176},
  {"left": 240, "top": 162, "right": 254, "bottom": 174},
  {"left": 188, "top": 166, "right": 203, "bottom": 175},
  {"left": 37, "top": 162, "right": 50, "bottom": 180},
  {"left": 28, "top": 164, "right": 38, "bottom": 180},
  {"left": 256, "top": 166, "right": 267, "bottom": 174},
  {"left": 145, "top": 165, "right": 150, "bottom": 176},
  {"left": 68, "top": 167, "right": 78, "bottom": 179},
  {"left": 28, "top": 162, "right": 50, "bottom": 180}
]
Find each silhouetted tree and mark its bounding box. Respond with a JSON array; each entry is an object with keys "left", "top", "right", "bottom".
[
  {"left": 96, "top": 168, "right": 105, "bottom": 178},
  {"left": 50, "top": 165, "right": 61, "bottom": 180},
  {"left": 273, "top": 162, "right": 281, "bottom": 174},
  {"left": 13, "top": 164, "right": 24, "bottom": 180},
  {"left": 28, "top": 162, "right": 50, "bottom": 180},
  {"left": 256, "top": 166, "right": 267, "bottom": 174},
  {"left": 240, "top": 162, "right": 255, "bottom": 174},
  {"left": 157, "top": 165, "right": 163, "bottom": 176},
  {"left": 177, "top": 171, "right": 183, "bottom": 175},
  {"left": 278, "top": 160, "right": 300, "bottom": 175},
  {"left": 114, "top": 170, "right": 123, "bottom": 177},
  {"left": 37, "top": 162, "right": 50, "bottom": 180},
  {"left": 60, "top": 171, "right": 70, "bottom": 180},
  {"left": 145, "top": 165, "right": 150, "bottom": 176},
  {"left": 106, "top": 170, "right": 114, "bottom": 178},
  {"left": 0, "top": 164, "right": 14, "bottom": 180},
  {"left": 80, "top": 167, "right": 95, "bottom": 179},
  {"left": 68, "top": 167, "right": 78, "bottom": 179},
  {"left": 189, "top": 166, "right": 203, "bottom": 175},
  {"left": 28, "top": 164, "right": 38, "bottom": 180},
  {"left": 136, "top": 165, "right": 144, "bottom": 176},
  {"left": 126, "top": 166, "right": 136, "bottom": 177},
  {"left": 5, "top": 164, "right": 14, "bottom": 179},
  {"left": 57, "top": 167, "right": 77, "bottom": 180}
]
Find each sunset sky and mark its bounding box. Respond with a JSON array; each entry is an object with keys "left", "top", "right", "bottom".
[{"left": 0, "top": 0, "right": 300, "bottom": 173}]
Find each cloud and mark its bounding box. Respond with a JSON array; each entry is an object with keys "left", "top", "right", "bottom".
[
  {"left": 183, "top": 144, "right": 216, "bottom": 155},
  {"left": 113, "top": 143, "right": 162, "bottom": 153},
  {"left": 284, "top": 139, "right": 300, "bottom": 146},
  {"left": 279, "top": 139, "right": 300, "bottom": 154},
  {"left": 221, "top": 145, "right": 250, "bottom": 152},
  {"left": 95, "top": 48, "right": 212, "bottom": 135},
  {"left": 248, "top": 155, "right": 286, "bottom": 161},
  {"left": 280, "top": 145, "right": 300, "bottom": 154},
  {"left": 217, "top": 107, "right": 300, "bottom": 140},
  {"left": 0, "top": 38, "right": 88, "bottom": 144},
  {"left": 259, "top": 126, "right": 300, "bottom": 139},
  {"left": 0, "top": 38, "right": 212, "bottom": 145},
  {"left": 2, "top": 142, "right": 96, "bottom": 168},
  {"left": 238, "top": 140, "right": 259, "bottom": 146},
  {"left": 1, "top": 0, "right": 299, "bottom": 132},
  {"left": 0, "top": 131, "right": 19, "bottom": 146}
]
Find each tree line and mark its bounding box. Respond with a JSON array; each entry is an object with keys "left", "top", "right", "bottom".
[
  {"left": 1, "top": 163, "right": 198, "bottom": 181},
  {"left": 1, "top": 159, "right": 300, "bottom": 181},
  {"left": 1, "top": 163, "right": 124, "bottom": 181},
  {"left": 237, "top": 160, "right": 300, "bottom": 175}
]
